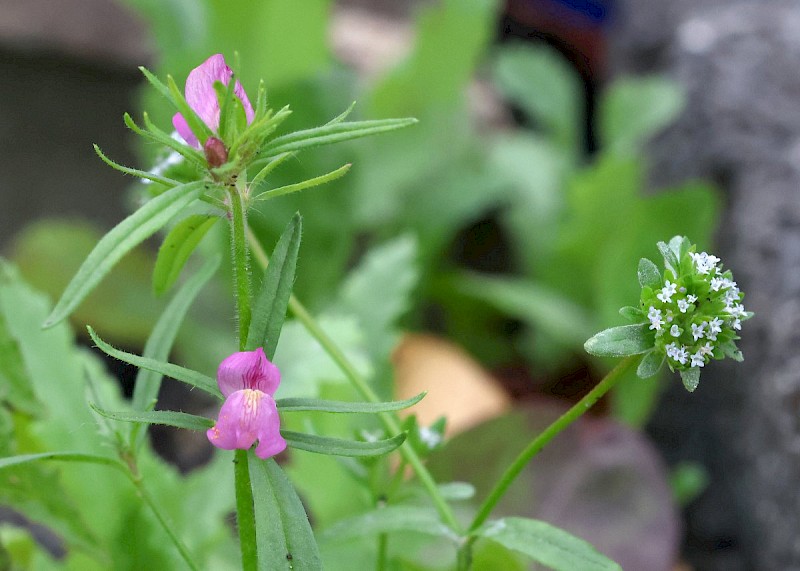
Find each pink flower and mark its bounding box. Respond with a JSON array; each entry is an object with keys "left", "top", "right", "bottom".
[
  {"left": 206, "top": 348, "right": 287, "bottom": 459},
  {"left": 173, "top": 54, "right": 255, "bottom": 149}
]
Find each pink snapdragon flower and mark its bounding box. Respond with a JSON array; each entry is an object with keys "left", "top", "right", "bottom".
[
  {"left": 172, "top": 54, "right": 255, "bottom": 149},
  {"left": 206, "top": 347, "right": 287, "bottom": 459}
]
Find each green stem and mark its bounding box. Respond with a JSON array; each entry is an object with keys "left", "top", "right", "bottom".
[
  {"left": 228, "top": 187, "right": 257, "bottom": 571},
  {"left": 456, "top": 356, "right": 640, "bottom": 569},
  {"left": 228, "top": 186, "right": 251, "bottom": 350},
  {"left": 234, "top": 450, "right": 258, "bottom": 571},
  {"left": 130, "top": 474, "right": 200, "bottom": 571},
  {"left": 245, "top": 228, "right": 462, "bottom": 534}
]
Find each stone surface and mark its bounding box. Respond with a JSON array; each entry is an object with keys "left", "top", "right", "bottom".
[{"left": 612, "top": 2, "right": 800, "bottom": 569}]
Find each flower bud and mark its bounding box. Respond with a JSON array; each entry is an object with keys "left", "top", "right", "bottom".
[{"left": 204, "top": 137, "right": 228, "bottom": 168}]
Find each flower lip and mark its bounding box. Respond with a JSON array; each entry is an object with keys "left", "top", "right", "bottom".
[
  {"left": 206, "top": 388, "right": 286, "bottom": 459},
  {"left": 173, "top": 54, "right": 255, "bottom": 149},
  {"left": 217, "top": 347, "right": 281, "bottom": 398}
]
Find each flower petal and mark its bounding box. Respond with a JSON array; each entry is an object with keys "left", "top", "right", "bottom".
[
  {"left": 206, "top": 389, "right": 286, "bottom": 459},
  {"left": 172, "top": 112, "right": 200, "bottom": 148},
  {"left": 217, "top": 347, "right": 281, "bottom": 397},
  {"left": 184, "top": 54, "right": 254, "bottom": 135}
]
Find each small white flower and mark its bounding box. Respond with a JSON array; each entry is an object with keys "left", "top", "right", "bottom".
[
  {"left": 657, "top": 280, "right": 678, "bottom": 303},
  {"left": 673, "top": 346, "right": 689, "bottom": 365},
  {"left": 418, "top": 427, "right": 442, "bottom": 449},
  {"left": 670, "top": 324, "right": 681, "bottom": 337},
  {"left": 710, "top": 277, "right": 728, "bottom": 291},
  {"left": 708, "top": 317, "right": 723, "bottom": 336},
  {"left": 648, "top": 306, "right": 664, "bottom": 331},
  {"left": 686, "top": 294, "right": 698, "bottom": 304},
  {"left": 732, "top": 318, "right": 742, "bottom": 331},
  {"left": 691, "top": 251, "right": 720, "bottom": 275},
  {"left": 677, "top": 299, "right": 690, "bottom": 313},
  {"left": 679, "top": 286, "right": 687, "bottom": 293},
  {"left": 699, "top": 342, "right": 714, "bottom": 356},
  {"left": 690, "top": 352, "right": 706, "bottom": 368},
  {"left": 691, "top": 322, "right": 705, "bottom": 341}
]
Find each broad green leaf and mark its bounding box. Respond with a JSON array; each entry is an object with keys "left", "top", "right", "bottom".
[
  {"left": 132, "top": 255, "right": 220, "bottom": 416},
  {"left": 493, "top": 43, "right": 581, "bottom": 151},
  {"left": 248, "top": 455, "right": 321, "bottom": 571},
  {"left": 153, "top": 215, "right": 219, "bottom": 296},
  {"left": 0, "top": 310, "right": 38, "bottom": 415},
  {"left": 680, "top": 368, "right": 700, "bottom": 392},
  {"left": 90, "top": 404, "right": 213, "bottom": 431},
  {"left": 276, "top": 392, "right": 424, "bottom": 414},
  {"left": 260, "top": 118, "right": 418, "bottom": 157},
  {"left": 246, "top": 214, "right": 302, "bottom": 357},
  {"left": 584, "top": 324, "right": 653, "bottom": 357},
  {"left": 320, "top": 506, "right": 458, "bottom": 543},
  {"left": 637, "top": 258, "right": 662, "bottom": 289},
  {"left": 618, "top": 306, "right": 642, "bottom": 322},
  {"left": 458, "top": 274, "right": 595, "bottom": 348},
  {"left": 476, "top": 517, "right": 621, "bottom": 571},
  {"left": 281, "top": 431, "right": 405, "bottom": 457},
  {"left": 88, "top": 327, "right": 220, "bottom": 399},
  {"left": 43, "top": 180, "right": 207, "bottom": 328},
  {"left": 636, "top": 350, "right": 664, "bottom": 379},
  {"left": 599, "top": 77, "right": 685, "bottom": 154},
  {"left": 0, "top": 452, "right": 125, "bottom": 473},
  {"left": 657, "top": 240, "right": 679, "bottom": 276}
]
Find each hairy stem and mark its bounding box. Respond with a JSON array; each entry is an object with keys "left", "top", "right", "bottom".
[{"left": 245, "top": 227, "right": 462, "bottom": 533}]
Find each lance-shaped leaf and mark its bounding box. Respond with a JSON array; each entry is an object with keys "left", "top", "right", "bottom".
[
  {"left": 132, "top": 255, "right": 220, "bottom": 414},
  {"left": 281, "top": 431, "right": 405, "bottom": 457},
  {"left": 656, "top": 240, "right": 679, "bottom": 276},
  {"left": 248, "top": 456, "right": 321, "bottom": 571},
  {"left": 276, "top": 392, "right": 424, "bottom": 414},
  {"left": 90, "top": 404, "right": 214, "bottom": 432},
  {"left": 0, "top": 452, "right": 126, "bottom": 474},
  {"left": 246, "top": 214, "right": 302, "bottom": 358},
  {"left": 87, "top": 327, "right": 220, "bottom": 398},
  {"left": 636, "top": 350, "right": 665, "bottom": 379},
  {"left": 254, "top": 164, "right": 351, "bottom": 201},
  {"left": 680, "top": 368, "right": 701, "bottom": 392},
  {"left": 475, "top": 517, "right": 621, "bottom": 571},
  {"left": 320, "top": 506, "right": 458, "bottom": 543},
  {"left": 259, "top": 118, "right": 418, "bottom": 157},
  {"left": 42, "top": 180, "right": 207, "bottom": 328},
  {"left": 153, "top": 215, "right": 219, "bottom": 296},
  {"left": 584, "top": 324, "right": 653, "bottom": 357},
  {"left": 637, "top": 258, "right": 662, "bottom": 289},
  {"left": 618, "top": 306, "right": 643, "bottom": 322}
]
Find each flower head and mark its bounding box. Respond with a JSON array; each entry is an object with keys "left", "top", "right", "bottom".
[
  {"left": 207, "top": 347, "right": 286, "bottom": 459},
  {"left": 173, "top": 54, "right": 255, "bottom": 149}
]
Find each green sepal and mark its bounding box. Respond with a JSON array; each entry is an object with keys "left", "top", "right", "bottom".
[
  {"left": 474, "top": 517, "right": 621, "bottom": 571},
  {"left": 259, "top": 117, "right": 418, "bottom": 157},
  {"left": 246, "top": 214, "right": 302, "bottom": 358},
  {"left": 216, "top": 76, "right": 238, "bottom": 144},
  {"left": 152, "top": 215, "right": 219, "bottom": 296},
  {"left": 636, "top": 349, "right": 665, "bottom": 378},
  {"left": 679, "top": 368, "right": 701, "bottom": 392},
  {"left": 281, "top": 430, "right": 406, "bottom": 457},
  {"left": 637, "top": 258, "right": 662, "bottom": 289},
  {"left": 42, "top": 180, "right": 207, "bottom": 328},
  {"left": 87, "top": 326, "right": 220, "bottom": 399},
  {"left": 276, "top": 392, "right": 424, "bottom": 414},
  {"left": 618, "top": 306, "right": 643, "bottom": 322},
  {"left": 89, "top": 404, "right": 213, "bottom": 431},
  {"left": 584, "top": 323, "right": 653, "bottom": 357},
  {"left": 133, "top": 112, "right": 206, "bottom": 168}
]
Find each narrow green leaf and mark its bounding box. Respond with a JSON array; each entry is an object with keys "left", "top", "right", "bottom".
[
  {"left": 153, "top": 215, "right": 219, "bottom": 296},
  {"left": 217, "top": 74, "right": 238, "bottom": 142},
  {"left": 636, "top": 350, "right": 665, "bottom": 379},
  {"left": 477, "top": 517, "right": 621, "bottom": 571},
  {"left": 93, "top": 144, "right": 179, "bottom": 187},
  {"left": 0, "top": 452, "right": 125, "bottom": 474},
  {"left": 139, "top": 66, "right": 174, "bottom": 104},
  {"left": 584, "top": 324, "right": 653, "bottom": 357},
  {"left": 249, "top": 153, "right": 294, "bottom": 191},
  {"left": 321, "top": 506, "right": 457, "bottom": 543},
  {"left": 657, "top": 241, "right": 679, "bottom": 276},
  {"left": 276, "top": 392, "right": 424, "bottom": 414},
  {"left": 132, "top": 255, "right": 220, "bottom": 416},
  {"left": 248, "top": 455, "right": 322, "bottom": 571},
  {"left": 132, "top": 112, "right": 206, "bottom": 168},
  {"left": 42, "top": 181, "right": 207, "bottom": 328},
  {"left": 324, "top": 101, "right": 357, "bottom": 126},
  {"left": 259, "top": 118, "right": 418, "bottom": 157},
  {"left": 90, "top": 404, "right": 213, "bottom": 431},
  {"left": 87, "top": 326, "right": 220, "bottom": 398},
  {"left": 637, "top": 258, "right": 662, "bottom": 289},
  {"left": 680, "top": 368, "right": 701, "bottom": 392},
  {"left": 254, "top": 164, "right": 351, "bottom": 201},
  {"left": 246, "top": 214, "right": 302, "bottom": 357},
  {"left": 281, "top": 431, "right": 406, "bottom": 458}
]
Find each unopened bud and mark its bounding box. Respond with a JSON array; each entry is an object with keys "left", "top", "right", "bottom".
[{"left": 204, "top": 137, "right": 228, "bottom": 168}]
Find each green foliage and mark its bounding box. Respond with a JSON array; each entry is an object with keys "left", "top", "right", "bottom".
[{"left": 153, "top": 215, "right": 219, "bottom": 296}]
